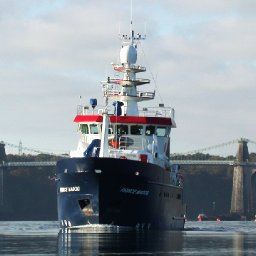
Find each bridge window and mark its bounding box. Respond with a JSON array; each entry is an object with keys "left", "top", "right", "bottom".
[
  {"left": 156, "top": 127, "right": 166, "bottom": 137},
  {"left": 80, "top": 124, "right": 89, "bottom": 134},
  {"left": 100, "top": 124, "right": 114, "bottom": 134},
  {"left": 145, "top": 125, "right": 155, "bottom": 136},
  {"left": 131, "top": 125, "right": 143, "bottom": 135},
  {"left": 108, "top": 125, "right": 114, "bottom": 134},
  {"left": 116, "top": 125, "right": 128, "bottom": 135},
  {"left": 90, "top": 124, "right": 99, "bottom": 134}
]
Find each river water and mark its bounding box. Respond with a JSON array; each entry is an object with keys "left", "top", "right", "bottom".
[{"left": 0, "top": 221, "right": 256, "bottom": 255}]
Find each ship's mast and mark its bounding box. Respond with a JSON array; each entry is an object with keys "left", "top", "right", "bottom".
[
  {"left": 130, "top": 0, "right": 133, "bottom": 38},
  {"left": 101, "top": 22, "right": 154, "bottom": 116}
]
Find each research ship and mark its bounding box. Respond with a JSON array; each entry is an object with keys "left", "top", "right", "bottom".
[{"left": 56, "top": 24, "right": 185, "bottom": 231}]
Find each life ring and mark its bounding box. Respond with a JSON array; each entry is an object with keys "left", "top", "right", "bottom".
[
  {"left": 119, "top": 156, "right": 127, "bottom": 160},
  {"left": 109, "top": 139, "right": 119, "bottom": 148}
]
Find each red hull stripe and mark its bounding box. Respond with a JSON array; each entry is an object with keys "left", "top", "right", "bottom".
[{"left": 74, "top": 115, "right": 172, "bottom": 125}]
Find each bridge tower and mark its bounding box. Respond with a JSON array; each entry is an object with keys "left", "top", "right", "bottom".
[
  {"left": 0, "top": 142, "right": 6, "bottom": 206},
  {"left": 230, "top": 138, "right": 254, "bottom": 218},
  {"left": 0, "top": 141, "right": 6, "bottom": 162}
]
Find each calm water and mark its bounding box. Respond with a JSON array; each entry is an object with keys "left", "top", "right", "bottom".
[{"left": 0, "top": 221, "right": 256, "bottom": 255}]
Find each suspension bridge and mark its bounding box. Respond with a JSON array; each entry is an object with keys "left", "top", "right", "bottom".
[
  {"left": 171, "top": 138, "right": 256, "bottom": 166},
  {"left": 1, "top": 138, "right": 256, "bottom": 166},
  {"left": 1, "top": 138, "right": 256, "bottom": 219}
]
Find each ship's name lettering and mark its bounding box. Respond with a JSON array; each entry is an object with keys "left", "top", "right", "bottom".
[
  {"left": 60, "top": 186, "right": 80, "bottom": 193},
  {"left": 120, "top": 188, "right": 149, "bottom": 196}
]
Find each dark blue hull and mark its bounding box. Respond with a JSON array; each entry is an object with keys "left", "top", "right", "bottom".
[{"left": 56, "top": 157, "right": 184, "bottom": 231}]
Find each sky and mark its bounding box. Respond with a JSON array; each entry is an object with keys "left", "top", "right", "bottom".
[{"left": 1, "top": 0, "right": 256, "bottom": 156}]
